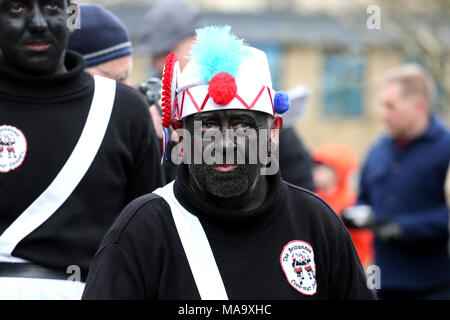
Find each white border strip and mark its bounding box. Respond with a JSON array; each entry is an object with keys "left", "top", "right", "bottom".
[{"left": 154, "top": 182, "right": 229, "bottom": 300}]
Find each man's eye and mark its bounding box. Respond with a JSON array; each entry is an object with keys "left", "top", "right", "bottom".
[
  {"left": 202, "top": 121, "right": 218, "bottom": 129},
  {"left": 44, "top": 2, "right": 59, "bottom": 10},
  {"left": 10, "top": 5, "right": 25, "bottom": 13},
  {"left": 234, "top": 122, "right": 250, "bottom": 130}
]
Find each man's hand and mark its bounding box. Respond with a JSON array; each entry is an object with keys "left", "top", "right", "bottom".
[
  {"left": 342, "top": 205, "right": 403, "bottom": 241},
  {"left": 373, "top": 220, "right": 403, "bottom": 242},
  {"left": 342, "top": 205, "right": 375, "bottom": 229}
]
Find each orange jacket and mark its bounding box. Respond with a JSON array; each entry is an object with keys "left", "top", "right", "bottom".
[{"left": 313, "top": 143, "right": 373, "bottom": 268}]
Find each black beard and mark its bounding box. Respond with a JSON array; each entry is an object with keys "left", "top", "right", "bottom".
[
  {"left": 17, "top": 57, "right": 61, "bottom": 75},
  {"left": 189, "top": 163, "right": 261, "bottom": 200}
]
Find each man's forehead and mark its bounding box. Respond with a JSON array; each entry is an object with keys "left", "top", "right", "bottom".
[
  {"left": 192, "top": 109, "right": 265, "bottom": 121},
  {"left": 0, "top": 0, "right": 68, "bottom": 6},
  {"left": 381, "top": 81, "right": 404, "bottom": 99}
]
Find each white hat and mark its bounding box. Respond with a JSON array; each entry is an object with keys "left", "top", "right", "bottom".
[{"left": 160, "top": 26, "right": 290, "bottom": 159}]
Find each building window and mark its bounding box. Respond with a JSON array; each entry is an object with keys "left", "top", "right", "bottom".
[{"left": 322, "top": 53, "right": 365, "bottom": 117}]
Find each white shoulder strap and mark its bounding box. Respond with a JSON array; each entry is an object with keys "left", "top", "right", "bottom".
[
  {"left": 0, "top": 75, "right": 116, "bottom": 263},
  {"left": 153, "top": 182, "right": 229, "bottom": 300}
]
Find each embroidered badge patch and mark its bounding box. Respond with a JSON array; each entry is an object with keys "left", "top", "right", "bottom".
[
  {"left": 280, "top": 240, "right": 317, "bottom": 296},
  {"left": 0, "top": 125, "right": 27, "bottom": 173}
]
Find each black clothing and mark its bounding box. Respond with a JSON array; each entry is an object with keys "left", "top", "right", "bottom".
[
  {"left": 83, "top": 164, "right": 374, "bottom": 300},
  {"left": 278, "top": 127, "right": 315, "bottom": 191},
  {"left": 0, "top": 51, "right": 162, "bottom": 274}
]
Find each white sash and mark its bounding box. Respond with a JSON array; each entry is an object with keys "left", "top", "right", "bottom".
[
  {"left": 0, "top": 75, "right": 116, "bottom": 263},
  {"left": 153, "top": 182, "right": 229, "bottom": 300}
]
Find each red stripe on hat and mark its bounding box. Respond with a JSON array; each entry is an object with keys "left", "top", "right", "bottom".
[
  {"left": 200, "top": 93, "right": 210, "bottom": 111},
  {"left": 182, "top": 85, "right": 270, "bottom": 114},
  {"left": 250, "top": 86, "right": 266, "bottom": 109},
  {"left": 178, "top": 91, "right": 186, "bottom": 118},
  {"left": 235, "top": 85, "right": 266, "bottom": 110},
  {"left": 266, "top": 86, "right": 275, "bottom": 116},
  {"left": 185, "top": 89, "right": 201, "bottom": 112}
]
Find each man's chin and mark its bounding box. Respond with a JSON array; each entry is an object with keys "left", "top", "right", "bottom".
[
  {"left": 4, "top": 51, "right": 62, "bottom": 76},
  {"left": 194, "top": 164, "right": 259, "bottom": 199},
  {"left": 19, "top": 60, "right": 60, "bottom": 76},
  {"left": 208, "top": 176, "right": 247, "bottom": 199}
]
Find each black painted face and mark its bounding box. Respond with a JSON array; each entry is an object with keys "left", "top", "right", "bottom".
[
  {"left": 182, "top": 109, "right": 275, "bottom": 200},
  {"left": 0, "top": 0, "right": 69, "bottom": 75}
]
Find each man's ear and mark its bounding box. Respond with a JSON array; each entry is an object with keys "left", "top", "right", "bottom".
[
  {"left": 414, "top": 95, "right": 428, "bottom": 115},
  {"left": 171, "top": 119, "right": 182, "bottom": 130},
  {"left": 272, "top": 117, "right": 283, "bottom": 130},
  {"left": 170, "top": 119, "right": 184, "bottom": 144},
  {"left": 269, "top": 117, "right": 282, "bottom": 154}
]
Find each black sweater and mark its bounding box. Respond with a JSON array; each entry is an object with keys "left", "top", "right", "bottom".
[
  {"left": 0, "top": 52, "right": 162, "bottom": 274},
  {"left": 278, "top": 127, "right": 315, "bottom": 191},
  {"left": 82, "top": 165, "right": 374, "bottom": 300}
]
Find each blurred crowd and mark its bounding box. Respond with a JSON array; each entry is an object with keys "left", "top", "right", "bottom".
[
  {"left": 68, "top": 0, "right": 450, "bottom": 300},
  {"left": 0, "top": 0, "right": 448, "bottom": 301}
]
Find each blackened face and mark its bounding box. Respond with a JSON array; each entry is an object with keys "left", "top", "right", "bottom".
[
  {"left": 183, "top": 109, "right": 274, "bottom": 200},
  {"left": 0, "top": 0, "right": 69, "bottom": 75}
]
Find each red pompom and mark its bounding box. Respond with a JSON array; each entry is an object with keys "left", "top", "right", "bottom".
[{"left": 208, "top": 72, "right": 237, "bottom": 105}]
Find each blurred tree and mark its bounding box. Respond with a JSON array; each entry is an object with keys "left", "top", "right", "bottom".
[{"left": 378, "top": 0, "right": 450, "bottom": 117}]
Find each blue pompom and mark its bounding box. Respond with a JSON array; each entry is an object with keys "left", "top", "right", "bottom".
[{"left": 274, "top": 91, "right": 290, "bottom": 114}]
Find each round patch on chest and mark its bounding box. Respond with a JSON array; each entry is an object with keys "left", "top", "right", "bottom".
[
  {"left": 0, "top": 125, "right": 28, "bottom": 173},
  {"left": 280, "top": 240, "right": 317, "bottom": 296}
]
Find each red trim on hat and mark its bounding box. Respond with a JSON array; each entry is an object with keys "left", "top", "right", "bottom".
[
  {"left": 266, "top": 86, "right": 275, "bottom": 116},
  {"left": 234, "top": 95, "right": 247, "bottom": 108},
  {"left": 252, "top": 86, "right": 267, "bottom": 109},
  {"left": 178, "top": 91, "right": 185, "bottom": 118},
  {"left": 160, "top": 53, "right": 178, "bottom": 128},
  {"left": 185, "top": 90, "right": 199, "bottom": 111},
  {"left": 200, "top": 93, "right": 210, "bottom": 111},
  {"left": 235, "top": 86, "right": 266, "bottom": 110},
  {"left": 180, "top": 85, "right": 270, "bottom": 115},
  {"left": 185, "top": 89, "right": 211, "bottom": 112},
  {"left": 234, "top": 86, "right": 266, "bottom": 110}
]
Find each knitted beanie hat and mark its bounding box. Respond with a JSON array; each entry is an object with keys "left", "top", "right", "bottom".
[
  {"left": 67, "top": 4, "right": 133, "bottom": 67},
  {"left": 136, "top": 0, "right": 205, "bottom": 56}
]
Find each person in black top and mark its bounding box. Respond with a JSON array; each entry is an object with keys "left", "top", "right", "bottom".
[
  {"left": 0, "top": 0, "right": 162, "bottom": 299},
  {"left": 278, "top": 127, "right": 315, "bottom": 191},
  {"left": 82, "top": 26, "right": 373, "bottom": 300}
]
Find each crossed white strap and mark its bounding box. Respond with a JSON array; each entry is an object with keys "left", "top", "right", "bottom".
[
  {"left": 0, "top": 75, "right": 116, "bottom": 263},
  {"left": 153, "top": 181, "right": 229, "bottom": 300}
]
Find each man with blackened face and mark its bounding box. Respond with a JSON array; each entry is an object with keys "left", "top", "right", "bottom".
[
  {"left": 179, "top": 108, "right": 280, "bottom": 211},
  {"left": 0, "top": 0, "right": 70, "bottom": 74},
  {"left": 82, "top": 26, "right": 374, "bottom": 300},
  {"left": 0, "top": 1, "right": 162, "bottom": 299}
]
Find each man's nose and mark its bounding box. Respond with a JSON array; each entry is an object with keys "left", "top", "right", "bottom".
[
  {"left": 27, "top": 5, "right": 48, "bottom": 32},
  {"left": 222, "top": 128, "right": 236, "bottom": 150},
  {"left": 380, "top": 106, "right": 390, "bottom": 123}
]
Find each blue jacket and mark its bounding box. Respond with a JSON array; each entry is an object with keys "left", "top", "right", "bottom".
[{"left": 358, "top": 113, "right": 450, "bottom": 291}]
